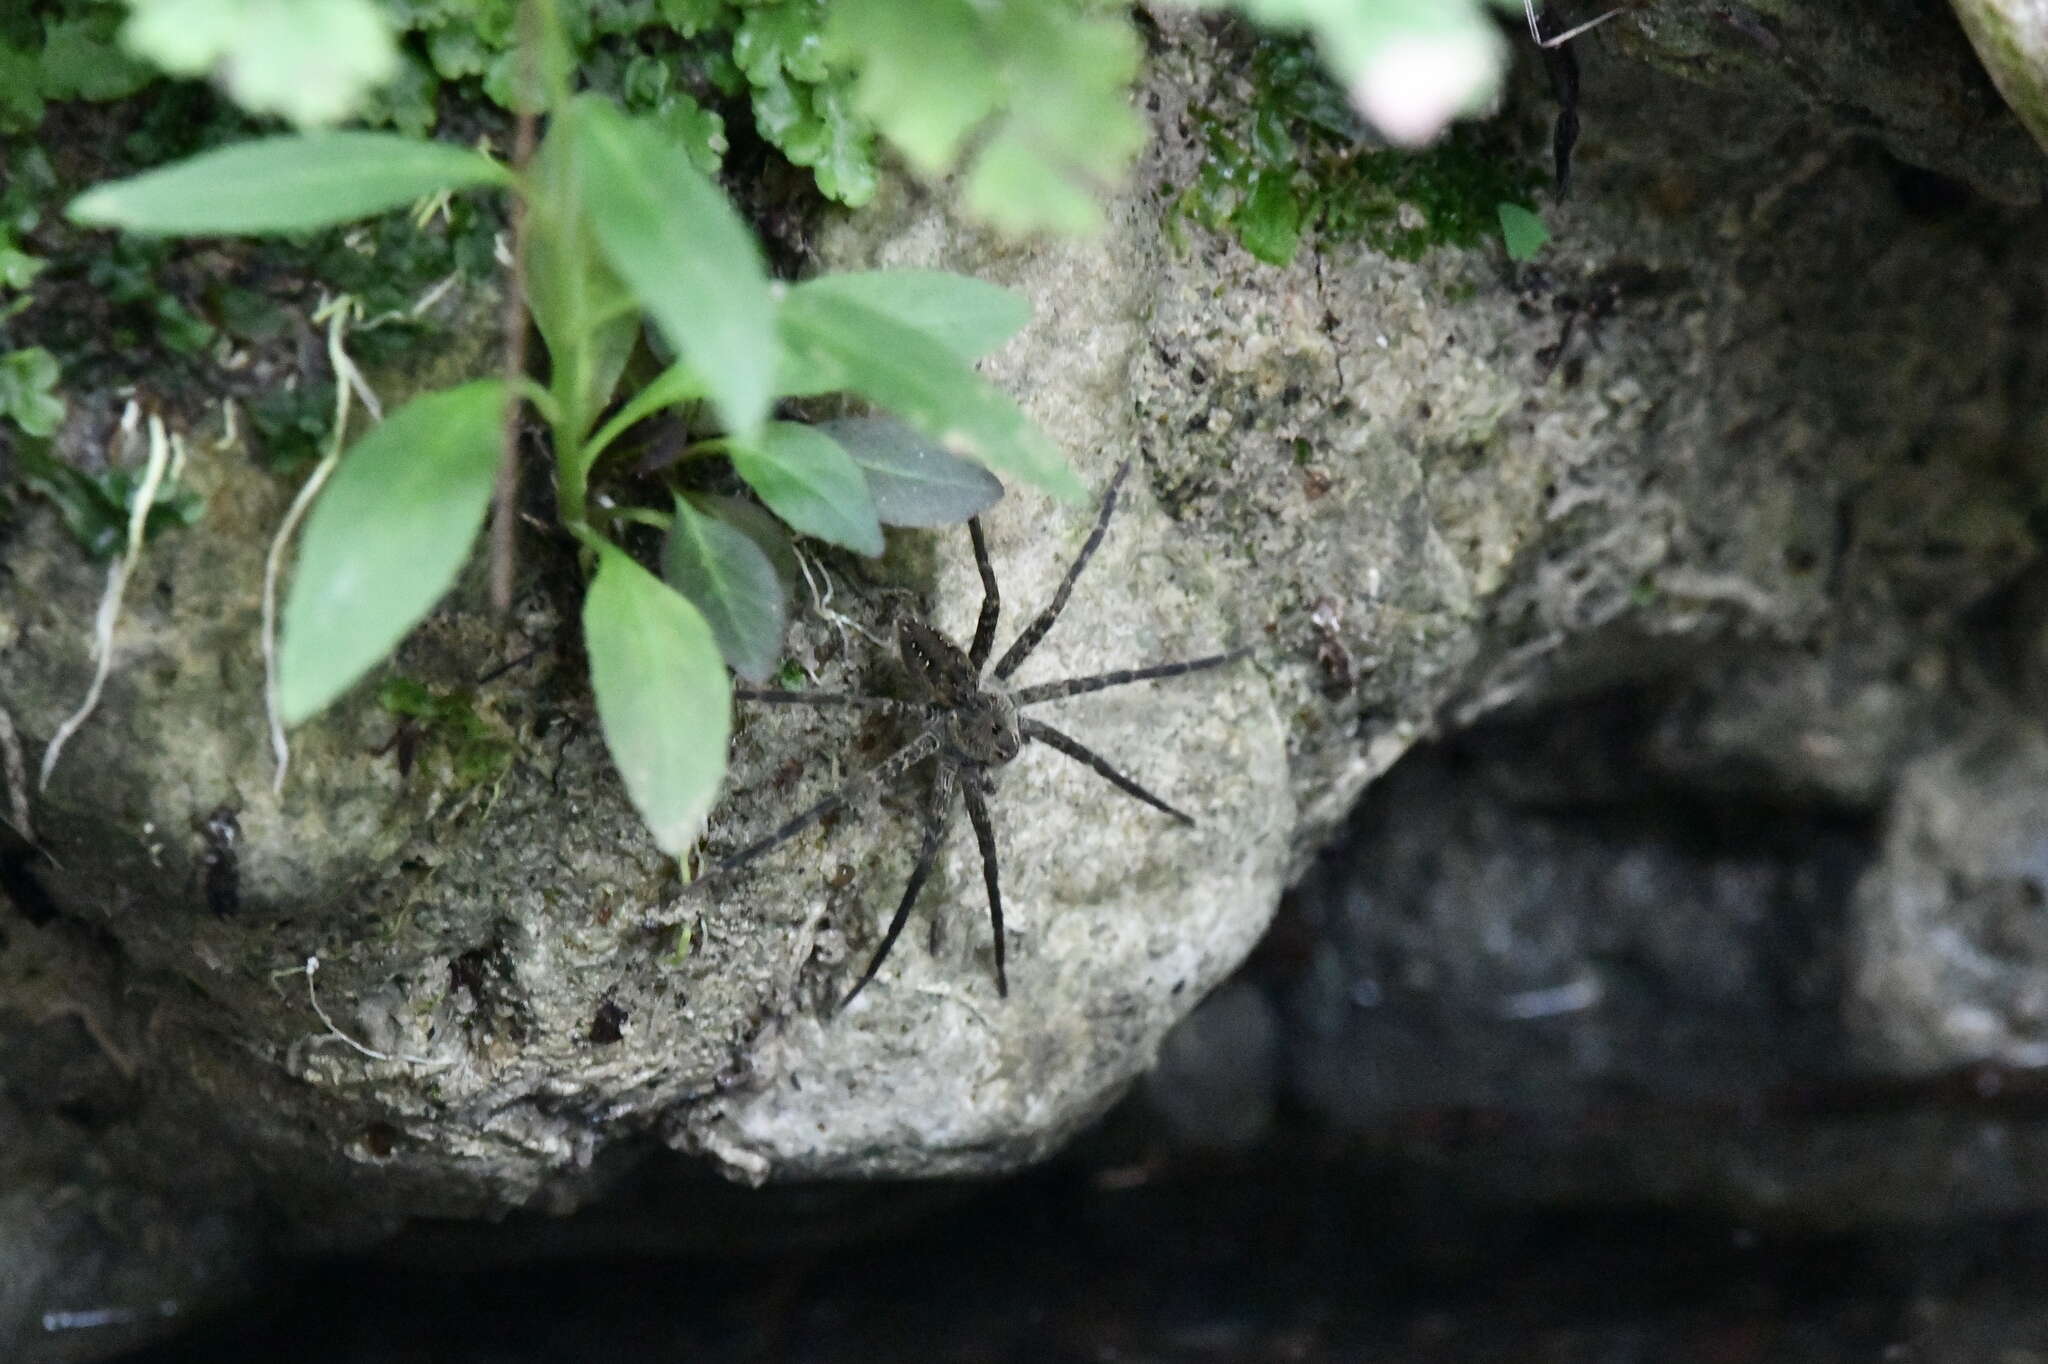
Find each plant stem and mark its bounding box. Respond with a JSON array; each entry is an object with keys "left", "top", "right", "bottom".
[{"left": 490, "top": 0, "right": 544, "bottom": 614}]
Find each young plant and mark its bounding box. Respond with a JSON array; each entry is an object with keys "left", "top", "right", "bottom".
[{"left": 67, "top": 35, "right": 1081, "bottom": 858}]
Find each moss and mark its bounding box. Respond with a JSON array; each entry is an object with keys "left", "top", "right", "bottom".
[
  {"left": 1169, "top": 34, "right": 1543, "bottom": 265},
  {"left": 376, "top": 677, "right": 517, "bottom": 790}
]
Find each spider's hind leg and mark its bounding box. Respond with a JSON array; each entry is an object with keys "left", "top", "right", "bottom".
[
  {"left": 707, "top": 726, "right": 941, "bottom": 882},
  {"left": 839, "top": 762, "right": 959, "bottom": 1009},
  {"left": 960, "top": 777, "right": 1006, "bottom": 997}
]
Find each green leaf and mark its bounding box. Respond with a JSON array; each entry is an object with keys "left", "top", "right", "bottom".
[
  {"left": 524, "top": 126, "right": 639, "bottom": 437},
  {"left": 278, "top": 380, "right": 505, "bottom": 724},
  {"left": 0, "top": 243, "right": 38, "bottom": 293},
  {"left": 828, "top": 0, "right": 1141, "bottom": 234},
  {"left": 582, "top": 361, "right": 706, "bottom": 474},
  {"left": 39, "top": 15, "right": 153, "bottom": 101},
  {"left": 962, "top": 123, "right": 1104, "bottom": 237},
  {"left": 734, "top": 0, "right": 829, "bottom": 83},
  {"left": 658, "top": 0, "right": 730, "bottom": 37},
  {"left": 687, "top": 492, "right": 800, "bottom": 588},
  {"left": 569, "top": 98, "right": 776, "bottom": 443},
  {"left": 14, "top": 442, "right": 203, "bottom": 559},
  {"left": 584, "top": 540, "right": 731, "bottom": 855},
  {"left": 745, "top": 66, "right": 879, "bottom": 204},
  {"left": 68, "top": 133, "right": 510, "bottom": 235},
  {"left": 817, "top": 416, "right": 1004, "bottom": 527},
  {"left": 123, "top": 0, "right": 400, "bottom": 128},
  {"left": 730, "top": 421, "right": 884, "bottom": 556},
  {"left": 0, "top": 347, "right": 65, "bottom": 437},
  {"left": 824, "top": 0, "right": 997, "bottom": 173},
  {"left": 661, "top": 494, "right": 789, "bottom": 682},
  {"left": 1236, "top": 170, "right": 1303, "bottom": 266},
  {"left": 789, "top": 271, "right": 1028, "bottom": 363},
  {"left": 1497, "top": 201, "right": 1549, "bottom": 262},
  {"left": 779, "top": 289, "right": 1082, "bottom": 502}
]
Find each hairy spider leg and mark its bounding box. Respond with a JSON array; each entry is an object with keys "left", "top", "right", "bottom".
[
  {"left": 960, "top": 779, "right": 1006, "bottom": 996},
  {"left": 1019, "top": 717, "right": 1194, "bottom": 825},
  {"left": 991, "top": 458, "right": 1135, "bottom": 680},
  {"left": 841, "top": 762, "right": 958, "bottom": 1009},
  {"left": 968, "top": 517, "right": 1001, "bottom": 671},
  {"left": 711, "top": 726, "right": 942, "bottom": 878},
  {"left": 1009, "top": 648, "right": 1252, "bottom": 707},
  {"left": 1524, "top": 0, "right": 1626, "bottom": 47}
]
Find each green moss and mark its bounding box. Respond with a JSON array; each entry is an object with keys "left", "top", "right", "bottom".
[
  {"left": 1171, "top": 35, "right": 1543, "bottom": 265},
  {"left": 11, "top": 439, "right": 204, "bottom": 558},
  {"left": 376, "top": 677, "right": 516, "bottom": 789}
]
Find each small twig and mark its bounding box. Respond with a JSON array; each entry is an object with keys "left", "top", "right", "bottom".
[
  {"left": 262, "top": 308, "right": 369, "bottom": 793},
  {"left": 490, "top": 3, "right": 541, "bottom": 615},
  {"left": 40, "top": 407, "right": 175, "bottom": 788}
]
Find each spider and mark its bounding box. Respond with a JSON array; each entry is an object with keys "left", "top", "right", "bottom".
[{"left": 708, "top": 458, "right": 1249, "bottom": 1009}]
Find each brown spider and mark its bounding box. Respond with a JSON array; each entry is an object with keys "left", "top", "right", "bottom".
[{"left": 712, "top": 459, "right": 1249, "bottom": 1008}]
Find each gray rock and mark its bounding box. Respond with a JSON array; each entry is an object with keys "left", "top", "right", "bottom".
[
  {"left": 1853, "top": 717, "right": 2048, "bottom": 1074},
  {"left": 1602, "top": 0, "right": 2047, "bottom": 204},
  {"left": 5, "top": 7, "right": 2048, "bottom": 1343}
]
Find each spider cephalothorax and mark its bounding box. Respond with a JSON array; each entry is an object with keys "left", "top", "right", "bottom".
[{"left": 711, "top": 459, "right": 1247, "bottom": 1008}]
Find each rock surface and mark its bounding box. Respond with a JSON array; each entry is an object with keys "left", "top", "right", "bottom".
[{"left": 6, "top": 5, "right": 2048, "bottom": 1357}]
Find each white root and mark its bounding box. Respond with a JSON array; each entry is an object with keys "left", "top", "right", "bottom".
[
  {"left": 262, "top": 302, "right": 379, "bottom": 793},
  {"left": 39, "top": 407, "right": 176, "bottom": 789}
]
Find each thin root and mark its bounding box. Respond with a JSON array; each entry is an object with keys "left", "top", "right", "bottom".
[
  {"left": 286, "top": 955, "right": 452, "bottom": 1068},
  {"left": 40, "top": 407, "right": 176, "bottom": 789},
  {"left": 263, "top": 306, "right": 374, "bottom": 793}
]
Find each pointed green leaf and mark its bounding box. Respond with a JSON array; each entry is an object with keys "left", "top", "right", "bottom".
[
  {"left": 789, "top": 271, "right": 1028, "bottom": 363},
  {"left": 279, "top": 380, "right": 506, "bottom": 723},
  {"left": 584, "top": 541, "right": 731, "bottom": 856},
  {"left": 730, "top": 421, "right": 884, "bottom": 557},
  {"left": 583, "top": 361, "right": 707, "bottom": 476},
  {"left": 779, "top": 290, "right": 1082, "bottom": 502},
  {"left": 568, "top": 97, "right": 775, "bottom": 442},
  {"left": 1498, "top": 201, "right": 1549, "bottom": 262},
  {"left": 662, "top": 495, "right": 788, "bottom": 683},
  {"left": 524, "top": 127, "right": 640, "bottom": 437},
  {"left": 687, "top": 492, "right": 800, "bottom": 589},
  {"left": 1236, "top": 170, "right": 1302, "bottom": 266},
  {"left": 68, "top": 133, "right": 510, "bottom": 235},
  {"left": 817, "top": 416, "right": 1004, "bottom": 527}
]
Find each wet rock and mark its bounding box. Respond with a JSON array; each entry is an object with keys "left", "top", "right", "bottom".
[
  {"left": 5, "top": 4, "right": 2048, "bottom": 1334},
  {"left": 1598, "top": 0, "right": 2047, "bottom": 203},
  {"left": 1142, "top": 979, "right": 1281, "bottom": 1150},
  {"left": 1853, "top": 718, "right": 2048, "bottom": 1074}
]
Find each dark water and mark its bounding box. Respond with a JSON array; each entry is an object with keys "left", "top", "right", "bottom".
[{"left": 113, "top": 1133, "right": 2048, "bottom": 1363}]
